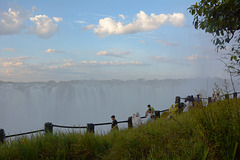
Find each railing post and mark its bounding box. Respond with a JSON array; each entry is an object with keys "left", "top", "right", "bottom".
[
  {"left": 175, "top": 96, "right": 181, "bottom": 113},
  {"left": 175, "top": 96, "right": 180, "bottom": 104},
  {"left": 44, "top": 122, "right": 53, "bottom": 134},
  {"left": 225, "top": 94, "right": 229, "bottom": 99},
  {"left": 155, "top": 110, "right": 160, "bottom": 118},
  {"left": 233, "top": 92, "right": 237, "bottom": 99},
  {"left": 208, "top": 97, "right": 212, "bottom": 104},
  {"left": 128, "top": 116, "right": 132, "bottom": 129},
  {"left": 87, "top": 123, "right": 94, "bottom": 133},
  {"left": 0, "top": 129, "right": 5, "bottom": 144}
]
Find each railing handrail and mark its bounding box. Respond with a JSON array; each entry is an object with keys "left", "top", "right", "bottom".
[
  {"left": 52, "top": 124, "right": 87, "bottom": 129},
  {"left": 5, "top": 129, "right": 45, "bottom": 138}
]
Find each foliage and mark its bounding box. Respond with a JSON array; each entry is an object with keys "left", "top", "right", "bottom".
[
  {"left": 1, "top": 98, "right": 240, "bottom": 159},
  {"left": 188, "top": 0, "right": 240, "bottom": 76}
]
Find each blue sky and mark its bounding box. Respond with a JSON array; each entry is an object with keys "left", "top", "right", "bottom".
[{"left": 0, "top": 0, "right": 229, "bottom": 81}]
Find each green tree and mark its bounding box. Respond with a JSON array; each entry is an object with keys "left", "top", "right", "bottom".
[{"left": 188, "top": 0, "right": 240, "bottom": 76}]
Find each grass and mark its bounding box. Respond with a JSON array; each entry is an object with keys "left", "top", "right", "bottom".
[{"left": 1, "top": 98, "right": 240, "bottom": 160}]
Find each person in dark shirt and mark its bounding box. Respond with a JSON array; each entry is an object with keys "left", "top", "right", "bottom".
[{"left": 111, "top": 115, "right": 118, "bottom": 130}]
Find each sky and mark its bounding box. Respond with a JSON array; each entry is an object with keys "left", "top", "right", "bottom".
[{"left": 0, "top": 0, "right": 230, "bottom": 82}]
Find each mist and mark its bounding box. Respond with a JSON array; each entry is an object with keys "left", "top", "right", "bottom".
[{"left": 0, "top": 77, "right": 236, "bottom": 135}]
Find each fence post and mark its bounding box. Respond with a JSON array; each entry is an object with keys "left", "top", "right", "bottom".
[
  {"left": 44, "top": 122, "right": 53, "bottom": 133},
  {"left": 175, "top": 96, "right": 180, "bottom": 104},
  {"left": 128, "top": 116, "right": 132, "bottom": 128},
  {"left": 87, "top": 123, "right": 94, "bottom": 133},
  {"left": 0, "top": 129, "right": 5, "bottom": 144},
  {"left": 175, "top": 96, "right": 181, "bottom": 113},
  {"left": 225, "top": 94, "right": 229, "bottom": 99},
  {"left": 233, "top": 92, "right": 237, "bottom": 99},
  {"left": 155, "top": 110, "right": 160, "bottom": 118},
  {"left": 208, "top": 97, "right": 212, "bottom": 104}
]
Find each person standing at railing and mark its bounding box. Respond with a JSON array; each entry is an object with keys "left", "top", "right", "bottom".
[
  {"left": 195, "top": 94, "right": 203, "bottom": 106},
  {"left": 132, "top": 112, "right": 142, "bottom": 128},
  {"left": 183, "top": 97, "right": 193, "bottom": 112},
  {"left": 111, "top": 115, "right": 119, "bottom": 131},
  {"left": 146, "top": 104, "right": 155, "bottom": 118}
]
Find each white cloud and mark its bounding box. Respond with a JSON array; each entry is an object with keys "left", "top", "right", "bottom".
[
  {"left": 185, "top": 54, "right": 199, "bottom": 61},
  {"left": 0, "top": 8, "right": 29, "bottom": 35},
  {"left": 0, "top": 57, "right": 29, "bottom": 67},
  {"left": 2, "top": 47, "right": 16, "bottom": 52},
  {"left": 79, "top": 60, "right": 142, "bottom": 66},
  {"left": 44, "top": 48, "right": 63, "bottom": 53},
  {"left": 28, "top": 15, "right": 60, "bottom": 38},
  {"left": 75, "top": 20, "right": 86, "bottom": 24},
  {"left": 0, "top": 57, "right": 35, "bottom": 77},
  {"left": 157, "top": 40, "right": 179, "bottom": 46},
  {"left": 185, "top": 54, "right": 210, "bottom": 61},
  {"left": 82, "top": 24, "right": 95, "bottom": 30},
  {"left": 119, "top": 14, "right": 125, "bottom": 20},
  {"left": 96, "top": 50, "right": 130, "bottom": 57},
  {"left": 168, "top": 13, "right": 185, "bottom": 27},
  {"left": 3, "top": 61, "right": 23, "bottom": 67},
  {"left": 42, "top": 59, "right": 144, "bottom": 70},
  {"left": 53, "top": 17, "right": 63, "bottom": 23},
  {"left": 90, "top": 11, "right": 185, "bottom": 37}
]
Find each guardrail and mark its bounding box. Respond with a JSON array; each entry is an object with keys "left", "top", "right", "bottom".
[{"left": 0, "top": 92, "right": 239, "bottom": 144}]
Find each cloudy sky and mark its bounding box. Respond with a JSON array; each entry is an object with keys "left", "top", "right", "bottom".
[{"left": 0, "top": 0, "right": 229, "bottom": 82}]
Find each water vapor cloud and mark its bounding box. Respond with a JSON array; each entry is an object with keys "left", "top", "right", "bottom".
[{"left": 87, "top": 11, "right": 185, "bottom": 37}]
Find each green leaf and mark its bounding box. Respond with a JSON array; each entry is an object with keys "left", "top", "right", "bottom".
[{"left": 192, "top": 9, "right": 195, "bottom": 15}]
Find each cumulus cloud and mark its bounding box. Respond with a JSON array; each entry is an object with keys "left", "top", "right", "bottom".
[
  {"left": 157, "top": 40, "right": 179, "bottom": 46},
  {"left": 96, "top": 50, "right": 130, "bottom": 57},
  {"left": 3, "top": 61, "right": 23, "bottom": 67},
  {"left": 90, "top": 11, "right": 185, "bottom": 37},
  {"left": 168, "top": 13, "right": 185, "bottom": 27},
  {"left": 82, "top": 24, "right": 95, "bottom": 30},
  {"left": 44, "top": 48, "right": 64, "bottom": 53},
  {"left": 0, "top": 57, "right": 35, "bottom": 77},
  {"left": 28, "top": 15, "right": 61, "bottom": 38},
  {"left": 0, "top": 6, "right": 62, "bottom": 39},
  {"left": 2, "top": 47, "right": 16, "bottom": 52},
  {"left": 0, "top": 57, "right": 29, "bottom": 67},
  {"left": 0, "top": 8, "right": 29, "bottom": 35},
  {"left": 53, "top": 17, "right": 63, "bottom": 23},
  {"left": 119, "top": 14, "right": 125, "bottom": 20}
]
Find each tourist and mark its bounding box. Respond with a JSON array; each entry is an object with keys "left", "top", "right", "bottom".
[
  {"left": 183, "top": 97, "right": 193, "bottom": 112},
  {"left": 195, "top": 94, "right": 202, "bottom": 106},
  {"left": 145, "top": 104, "right": 155, "bottom": 117},
  {"left": 132, "top": 112, "right": 142, "bottom": 128},
  {"left": 111, "top": 115, "right": 118, "bottom": 130},
  {"left": 144, "top": 109, "right": 153, "bottom": 124}
]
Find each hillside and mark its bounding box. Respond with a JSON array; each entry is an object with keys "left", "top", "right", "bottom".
[{"left": 1, "top": 98, "right": 240, "bottom": 160}]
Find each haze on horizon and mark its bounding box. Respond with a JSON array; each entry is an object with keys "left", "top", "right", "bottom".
[{"left": 0, "top": 0, "right": 230, "bottom": 82}]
